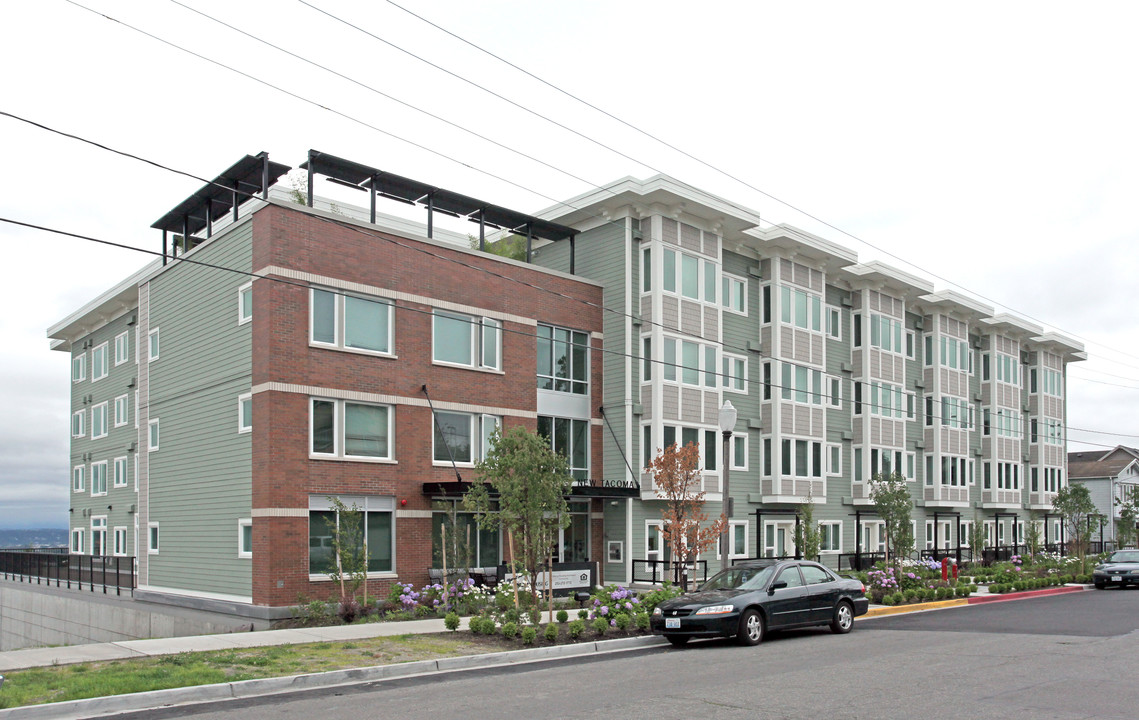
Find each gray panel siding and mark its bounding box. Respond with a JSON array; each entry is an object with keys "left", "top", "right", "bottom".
[{"left": 146, "top": 222, "right": 253, "bottom": 598}]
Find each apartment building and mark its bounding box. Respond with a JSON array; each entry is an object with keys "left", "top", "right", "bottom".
[
  {"left": 1068, "top": 446, "right": 1139, "bottom": 545},
  {"left": 52, "top": 151, "right": 1086, "bottom": 615}
]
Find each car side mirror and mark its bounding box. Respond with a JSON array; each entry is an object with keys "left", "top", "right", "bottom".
[{"left": 768, "top": 580, "right": 788, "bottom": 595}]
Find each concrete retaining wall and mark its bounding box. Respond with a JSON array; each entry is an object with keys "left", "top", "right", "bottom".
[{"left": 0, "top": 580, "right": 260, "bottom": 651}]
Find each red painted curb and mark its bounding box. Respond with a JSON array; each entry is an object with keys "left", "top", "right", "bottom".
[{"left": 967, "top": 585, "right": 1087, "bottom": 604}]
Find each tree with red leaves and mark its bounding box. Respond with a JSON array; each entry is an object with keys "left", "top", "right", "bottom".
[{"left": 648, "top": 441, "right": 727, "bottom": 591}]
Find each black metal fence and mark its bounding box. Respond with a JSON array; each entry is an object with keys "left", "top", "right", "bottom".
[
  {"left": 0, "top": 551, "right": 136, "bottom": 595},
  {"left": 631, "top": 559, "right": 708, "bottom": 586},
  {"left": 837, "top": 552, "right": 886, "bottom": 571}
]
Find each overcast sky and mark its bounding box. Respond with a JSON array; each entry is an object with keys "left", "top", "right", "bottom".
[{"left": 3, "top": 0, "right": 1139, "bottom": 529}]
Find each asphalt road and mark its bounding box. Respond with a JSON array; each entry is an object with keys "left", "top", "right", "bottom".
[{"left": 125, "top": 589, "right": 1139, "bottom": 720}]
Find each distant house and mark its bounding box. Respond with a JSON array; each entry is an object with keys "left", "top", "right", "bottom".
[{"left": 1067, "top": 446, "right": 1139, "bottom": 546}]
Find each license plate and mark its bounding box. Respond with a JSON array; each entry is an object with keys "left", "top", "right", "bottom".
[
  {"left": 665, "top": 618, "right": 680, "bottom": 629},
  {"left": 1112, "top": 575, "right": 1122, "bottom": 582}
]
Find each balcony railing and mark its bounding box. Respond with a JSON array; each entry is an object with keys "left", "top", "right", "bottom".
[
  {"left": 631, "top": 559, "right": 708, "bottom": 587},
  {"left": 0, "top": 551, "right": 136, "bottom": 595}
]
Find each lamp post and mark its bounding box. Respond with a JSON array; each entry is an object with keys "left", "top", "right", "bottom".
[{"left": 719, "top": 400, "right": 737, "bottom": 573}]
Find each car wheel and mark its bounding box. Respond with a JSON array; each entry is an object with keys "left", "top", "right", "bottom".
[
  {"left": 736, "top": 609, "right": 764, "bottom": 646},
  {"left": 1094, "top": 581, "right": 1106, "bottom": 590},
  {"left": 831, "top": 601, "right": 854, "bottom": 634},
  {"left": 665, "top": 635, "right": 690, "bottom": 647}
]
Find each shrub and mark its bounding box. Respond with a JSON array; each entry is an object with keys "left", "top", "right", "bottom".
[
  {"left": 444, "top": 612, "right": 460, "bottom": 632},
  {"left": 578, "top": 609, "right": 589, "bottom": 620},
  {"left": 568, "top": 619, "right": 585, "bottom": 639},
  {"left": 502, "top": 622, "right": 518, "bottom": 638},
  {"left": 904, "top": 589, "right": 918, "bottom": 603},
  {"left": 592, "top": 617, "right": 608, "bottom": 636},
  {"left": 521, "top": 626, "right": 537, "bottom": 645},
  {"left": 557, "top": 609, "right": 569, "bottom": 624},
  {"left": 635, "top": 612, "right": 651, "bottom": 631},
  {"left": 529, "top": 607, "right": 542, "bottom": 626},
  {"left": 882, "top": 594, "right": 897, "bottom": 606},
  {"left": 504, "top": 608, "right": 522, "bottom": 625},
  {"left": 615, "top": 613, "right": 631, "bottom": 631},
  {"left": 544, "top": 623, "right": 559, "bottom": 643}
]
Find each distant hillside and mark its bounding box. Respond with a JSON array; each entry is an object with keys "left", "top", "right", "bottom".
[{"left": 0, "top": 528, "right": 68, "bottom": 549}]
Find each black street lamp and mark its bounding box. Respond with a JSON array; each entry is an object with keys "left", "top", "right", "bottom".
[{"left": 719, "top": 400, "right": 738, "bottom": 572}]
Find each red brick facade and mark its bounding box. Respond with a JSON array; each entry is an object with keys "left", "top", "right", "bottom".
[{"left": 249, "top": 204, "right": 605, "bottom": 606}]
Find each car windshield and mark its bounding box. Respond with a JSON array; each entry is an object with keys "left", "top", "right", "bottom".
[
  {"left": 699, "top": 565, "right": 777, "bottom": 592},
  {"left": 1107, "top": 551, "right": 1139, "bottom": 563}
]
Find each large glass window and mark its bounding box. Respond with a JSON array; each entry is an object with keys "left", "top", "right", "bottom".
[
  {"left": 781, "top": 438, "right": 823, "bottom": 477},
  {"left": 781, "top": 362, "right": 823, "bottom": 405},
  {"left": 310, "top": 399, "right": 392, "bottom": 460},
  {"left": 433, "top": 310, "right": 500, "bottom": 370},
  {"left": 537, "top": 324, "right": 589, "bottom": 394},
  {"left": 308, "top": 496, "right": 394, "bottom": 575},
  {"left": 91, "top": 402, "right": 108, "bottom": 439},
  {"left": 311, "top": 288, "right": 392, "bottom": 354},
  {"left": 780, "top": 286, "right": 822, "bottom": 332},
  {"left": 91, "top": 461, "right": 107, "bottom": 496},
  {"left": 869, "top": 314, "right": 904, "bottom": 354},
  {"left": 92, "top": 342, "right": 108, "bottom": 381},
  {"left": 538, "top": 416, "right": 589, "bottom": 480},
  {"left": 432, "top": 500, "right": 500, "bottom": 568},
  {"left": 722, "top": 355, "right": 746, "bottom": 392},
  {"left": 433, "top": 411, "right": 500, "bottom": 464},
  {"left": 722, "top": 274, "right": 746, "bottom": 313}
]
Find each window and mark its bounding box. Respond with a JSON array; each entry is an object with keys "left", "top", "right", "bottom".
[
  {"left": 238, "top": 282, "right": 253, "bottom": 324},
  {"left": 92, "top": 342, "right": 108, "bottom": 381},
  {"left": 433, "top": 310, "right": 500, "bottom": 370},
  {"left": 311, "top": 399, "right": 393, "bottom": 460},
  {"left": 867, "top": 382, "right": 904, "bottom": 418},
  {"left": 780, "top": 286, "right": 822, "bottom": 331},
  {"left": 661, "top": 249, "right": 717, "bottom": 302},
  {"left": 433, "top": 499, "right": 501, "bottom": 568},
  {"left": 940, "top": 456, "right": 968, "bottom": 487},
  {"left": 869, "top": 448, "right": 903, "bottom": 480},
  {"left": 72, "top": 410, "right": 85, "bottom": 438},
  {"left": 826, "top": 306, "right": 841, "bottom": 340},
  {"left": 538, "top": 416, "right": 590, "bottom": 480},
  {"left": 72, "top": 352, "right": 86, "bottom": 382},
  {"left": 995, "top": 352, "right": 1019, "bottom": 385},
  {"left": 727, "top": 521, "right": 748, "bottom": 558},
  {"left": 114, "top": 331, "right": 130, "bottom": 366},
  {"left": 855, "top": 383, "right": 863, "bottom": 415},
  {"left": 641, "top": 247, "right": 651, "bottom": 292},
  {"left": 763, "top": 437, "right": 772, "bottom": 477},
  {"left": 820, "top": 522, "right": 842, "bottom": 553},
  {"left": 537, "top": 324, "right": 589, "bottom": 394},
  {"left": 238, "top": 393, "right": 252, "bottom": 433},
  {"left": 828, "top": 377, "right": 841, "bottom": 408},
  {"left": 113, "top": 456, "right": 128, "bottom": 488},
  {"left": 91, "top": 517, "right": 107, "bottom": 556},
  {"left": 731, "top": 434, "right": 748, "bottom": 470},
  {"left": 827, "top": 444, "right": 842, "bottom": 476},
  {"left": 148, "top": 418, "right": 160, "bottom": 451},
  {"left": 113, "top": 527, "right": 128, "bottom": 556},
  {"left": 91, "top": 402, "right": 108, "bottom": 439},
  {"left": 1042, "top": 368, "right": 1062, "bottom": 397},
  {"left": 869, "top": 314, "right": 904, "bottom": 354},
  {"left": 939, "top": 336, "right": 969, "bottom": 370},
  {"left": 311, "top": 288, "right": 393, "bottom": 355},
  {"left": 762, "top": 285, "right": 772, "bottom": 324},
  {"left": 433, "top": 411, "right": 500, "bottom": 465},
  {"left": 114, "top": 394, "right": 129, "bottom": 427},
  {"left": 924, "top": 335, "right": 933, "bottom": 367},
  {"left": 91, "top": 461, "right": 107, "bottom": 496},
  {"left": 722, "top": 274, "right": 746, "bottom": 313},
  {"left": 762, "top": 362, "right": 772, "bottom": 400},
  {"left": 238, "top": 519, "right": 253, "bottom": 558},
  {"left": 853, "top": 314, "right": 862, "bottom": 347},
  {"left": 309, "top": 495, "right": 394, "bottom": 575},
  {"left": 781, "top": 362, "right": 824, "bottom": 405},
  {"left": 661, "top": 337, "right": 718, "bottom": 387},
  {"left": 148, "top": 523, "right": 159, "bottom": 554},
  {"left": 722, "top": 354, "right": 747, "bottom": 392},
  {"left": 642, "top": 337, "right": 652, "bottom": 382},
  {"left": 905, "top": 330, "right": 915, "bottom": 360},
  {"left": 781, "top": 437, "right": 823, "bottom": 478},
  {"left": 148, "top": 328, "right": 159, "bottom": 362},
  {"left": 72, "top": 465, "right": 85, "bottom": 493},
  {"left": 71, "top": 528, "right": 85, "bottom": 554},
  {"left": 907, "top": 452, "right": 916, "bottom": 482}
]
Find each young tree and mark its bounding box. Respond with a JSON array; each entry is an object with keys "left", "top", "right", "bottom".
[
  {"left": 324, "top": 497, "right": 368, "bottom": 620},
  {"left": 464, "top": 426, "right": 572, "bottom": 602},
  {"left": 969, "top": 514, "right": 988, "bottom": 568},
  {"left": 1052, "top": 483, "right": 1097, "bottom": 572},
  {"left": 1025, "top": 512, "right": 1043, "bottom": 557},
  {"left": 869, "top": 472, "right": 914, "bottom": 572},
  {"left": 793, "top": 490, "right": 822, "bottom": 562},
  {"left": 648, "top": 442, "right": 726, "bottom": 591},
  {"left": 1117, "top": 487, "right": 1139, "bottom": 550}
]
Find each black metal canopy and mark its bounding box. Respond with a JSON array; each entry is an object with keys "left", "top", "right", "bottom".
[
  {"left": 423, "top": 481, "right": 638, "bottom": 500},
  {"left": 151, "top": 152, "right": 290, "bottom": 237}
]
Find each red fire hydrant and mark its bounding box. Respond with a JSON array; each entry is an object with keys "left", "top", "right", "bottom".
[{"left": 941, "top": 557, "right": 949, "bottom": 583}]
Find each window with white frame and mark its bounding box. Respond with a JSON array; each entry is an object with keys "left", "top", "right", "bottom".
[
  {"left": 959, "top": 520, "right": 973, "bottom": 548},
  {"left": 238, "top": 282, "right": 253, "bottom": 325},
  {"left": 71, "top": 410, "right": 85, "bottom": 438},
  {"left": 311, "top": 399, "right": 393, "bottom": 460},
  {"left": 311, "top": 288, "right": 393, "bottom": 355},
  {"left": 661, "top": 336, "right": 718, "bottom": 387},
  {"left": 662, "top": 425, "right": 721, "bottom": 473},
  {"left": 906, "top": 452, "right": 916, "bottom": 482},
  {"left": 433, "top": 310, "right": 500, "bottom": 370},
  {"left": 995, "top": 352, "right": 1020, "bottom": 385},
  {"left": 537, "top": 415, "right": 589, "bottom": 480},
  {"left": 71, "top": 528, "right": 85, "bottom": 554},
  {"left": 134, "top": 391, "right": 139, "bottom": 429},
  {"left": 641, "top": 337, "right": 651, "bottom": 382},
  {"left": 238, "top": 393, "right": 252, "bottom": 433},
  {"left": 72, "top": 352, "right": 86, "bottom": 382},
  {"left": 940, "top": 455, "right": 969, "bottom": 487},
  {"left": 722, "top": 274, "right": 746, "bottom": 314},
  {"left": 924, "top": 334, "right": 933, "bottom": 367},
  {"left": 91, "top": 461, "right": 107, "bottom": 496},
  {"left": 724, "top": 521, "right": 748, "bottom": 558},
  {"left": 827, "top": 444, "right": 842, "bottom": 476},
  {"left": 113, "top": 394, "right": 128, "bottom": 427},
  {"left": 780, "top": 286, "right": 822, "bottom": 332},
  {"left": 91, "top": 402, "right": 108, "bottom": 439},
  {"left": 148, "top": 418, "right": 160, "bottom": 451},
  {"left": 731, "top": 434, "right": 748, "bottom": 470},
  {"left": 868, "top": 447, "right": 903, "bottom": 479},
  {"left": 148, "top": 522, "right": 159, "bottom": 553},
  {"left": 862, "top": 521, "right": 886, "bottom": 553},
  {"left": 537, "top": 324, "right": 589, "bottom": 394},
  {"left": 91, "top": 516, "right": 107, "bottom": 556},
  {"left": 722, "top": 354, "right": 747, "bottom": 392},
  {"left": 72, "top": 465, "right": 85, "bottom": 493},
  {"left": 905, "top": 330, "right": 915, "bottom": 360},
  {"left": 825, "top": 306, "right": 841, "bottom": 340},
  {"left": 940, "top": 396, "right": 971, "bottom": 429},
  {"left": 662, "top": 248, "right": 717, "bottom": 303},
  {"left": 940, "top": 336, "right": 969, "bottom": 370},
  {"left": 641, "top": 246, "right": 651, "bottom": 293},
  {"left": 1041, "top": 368, "right": 1062, "bottom": 397},
  {"left": 433, "top": 411, "right": 499, "bottom": 465},
  {"left": 869, "top": 314, "right": 904, "bottom": 354},
  {"left": 829, "top": 377, "right": 841, "bottom": 408},
  {"left": 113, "top": 526, "right": 128, "bottom": 556},
  {"left": 867, "top": 382, "right": 904, "bottom": 418},
  {"left": 781, "top": 437, "right": 823, "bottom": 478},
  {"left": 820, "top": 522, "right": 842, "bottom": 553},
  {"left": 113, "top": 456, "right": 128, "bottom": 488},
  {"left": 92, "top": 342, "right": 108, "bottom": 381},
  {"left": 308, "top": 495, "right": 394, "bottom": 575},
  {"left": 114, "top": 331, "right": 130, "bottom": 366},
  {"left": 148, "top": 328, "right": 160, "bottom": 361},
  {"left": 781, "top": 363, "right": 824, "bottom": 405},
  {"left": 238, "top": 518, "right": 253, "bottom": 558}
]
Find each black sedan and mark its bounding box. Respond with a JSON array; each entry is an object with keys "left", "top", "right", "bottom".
[
  {"left": 1093, "top": 550, "right": 1139, "bottom": 589},
  {"left": 650, "top": 559, "right": 869, "bottom": 646}
]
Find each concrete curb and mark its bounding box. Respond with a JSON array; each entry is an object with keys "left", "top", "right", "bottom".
[
  {"left": 0, "top": 635, "right": 668, "bottom": 720},
  {"left": 859, "top": 583, "right": 1092, "bottom": 618},
  {"left": 966, "top": 584, "right": 1089, "bottom": 604},
  {"left": 862, "top": 598, "right": 968, "bottom": 617}
]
